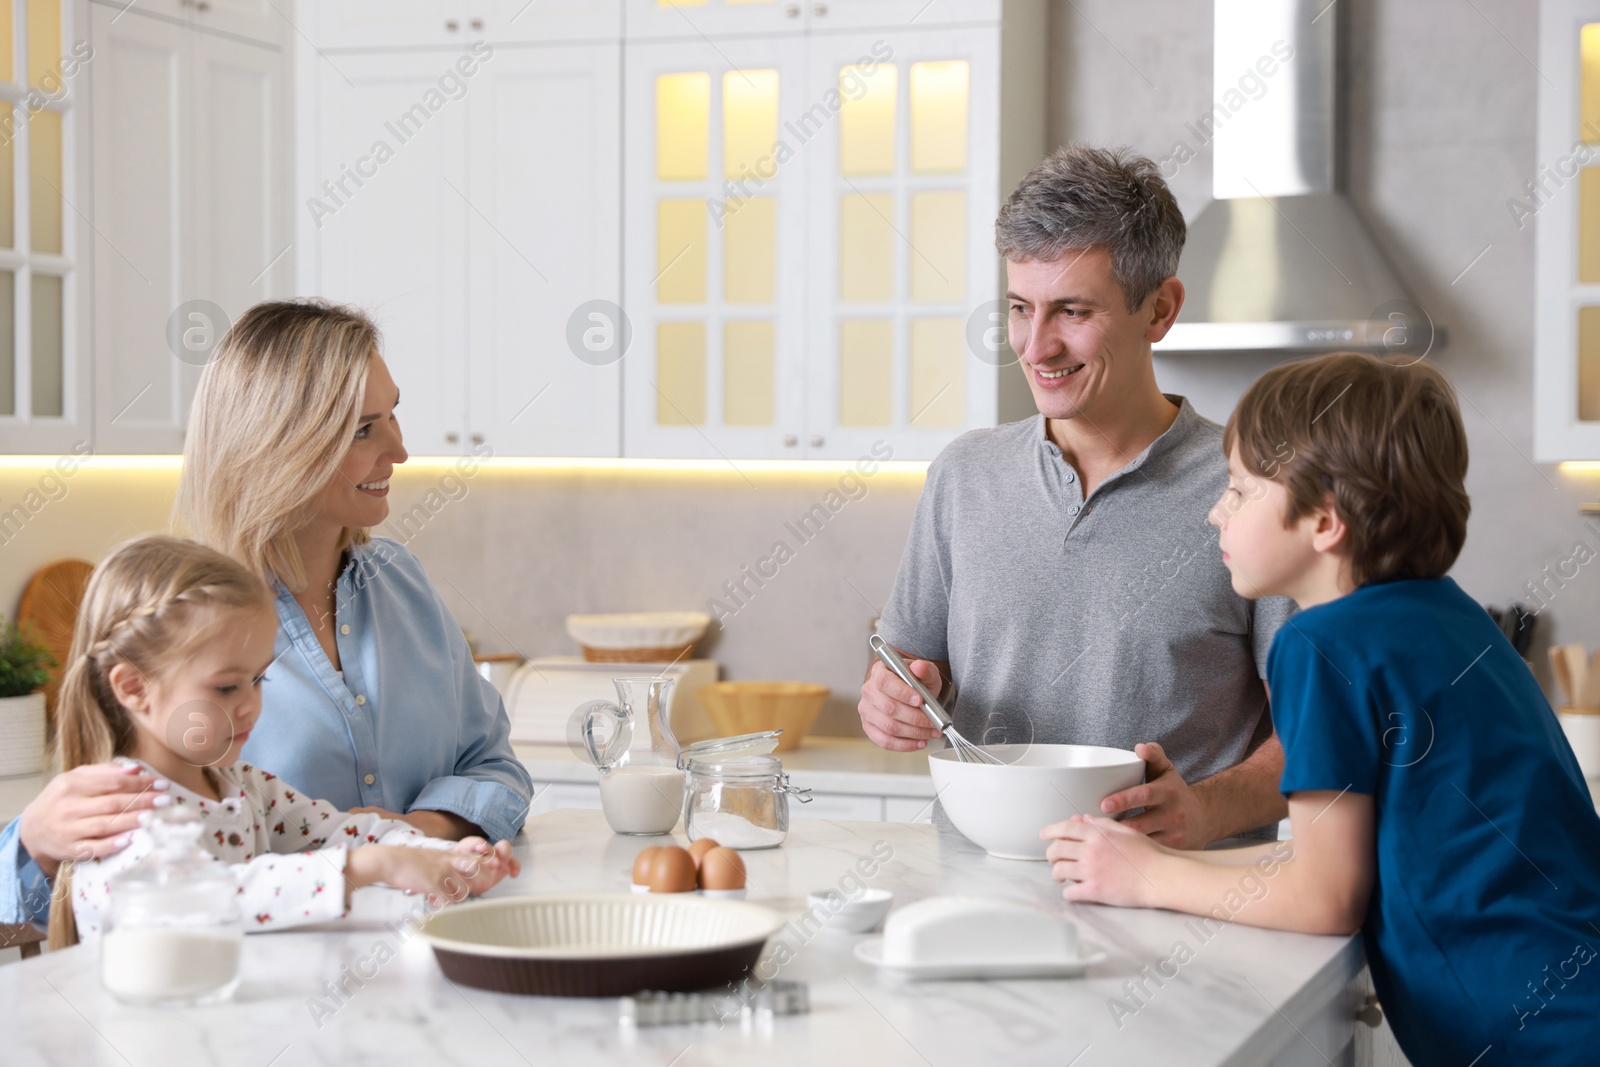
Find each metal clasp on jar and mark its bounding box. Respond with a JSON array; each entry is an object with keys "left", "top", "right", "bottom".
[{"left": 777, "top": 772, "right": 813, "bottom": 804}]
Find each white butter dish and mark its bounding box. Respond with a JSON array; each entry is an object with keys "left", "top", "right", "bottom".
[{"left": 853, "top": 896, "right": 1103, "bottom": 980}]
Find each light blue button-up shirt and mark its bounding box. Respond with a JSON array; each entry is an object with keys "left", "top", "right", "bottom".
[
  {"left": 1, "top": 536, "right": 532, "bottom": 925},
  {"left": 244, "top": 537, "right": 532, "bottom": 843}
]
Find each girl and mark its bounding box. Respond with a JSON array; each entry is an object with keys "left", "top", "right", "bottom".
[{"left": 48, "top": 534, "right": 518, "bottom": 948}]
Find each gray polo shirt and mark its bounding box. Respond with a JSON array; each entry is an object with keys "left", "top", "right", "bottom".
[{"left": 878, "top": 395, "right": 1294, "bottom": 801}]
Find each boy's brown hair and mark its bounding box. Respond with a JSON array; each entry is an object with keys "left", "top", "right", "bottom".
[{"left": 1223, "top": 352, "right": 1470, "bottom": 587}]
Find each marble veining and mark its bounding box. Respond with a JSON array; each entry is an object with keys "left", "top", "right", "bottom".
[{"left": 3, "top": 809, "right": 1360, "bottom": 1066}]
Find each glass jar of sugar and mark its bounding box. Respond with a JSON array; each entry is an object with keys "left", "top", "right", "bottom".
[
  {"left": 100, "top": 807, "right": 243, "bottom": 1007},
  {"left": 680, "top": 732, "right": 812, "bottom": 849}
]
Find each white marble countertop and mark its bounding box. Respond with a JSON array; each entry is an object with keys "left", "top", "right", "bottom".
[
  {"left": 515, "top": 737, "right": 936, "bottom": 798},
  {"left": 5, "top": 809, "right": 1363, "bottom": 1067}
]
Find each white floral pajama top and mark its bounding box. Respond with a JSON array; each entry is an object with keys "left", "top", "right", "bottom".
[{"left": 71, "top": 760, "right": 451, "bottom": 940}]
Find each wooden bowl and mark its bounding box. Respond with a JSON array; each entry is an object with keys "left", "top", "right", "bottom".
[
  {"left": 697, "top": 682, "right": 829, "bottom": 751},
  {"left": 420, "top": 894, "right": 786, "bottom": 997}
]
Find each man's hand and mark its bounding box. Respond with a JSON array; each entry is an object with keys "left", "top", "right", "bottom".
[
  {"left": 18, "top": 762, "right": 171, "bottom": 877},
  {"left": 857, "top": 656, "right": 946, "bottom": 751},
  {"left": 1042, "top": 814, "right": 1168, "bottom": 908},
  {"left": 1098, "top": 742, "right": 1213, "bottom": 849}
]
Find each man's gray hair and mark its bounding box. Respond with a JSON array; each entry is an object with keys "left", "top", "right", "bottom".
[{"left": 995, "top": 144, "right": 1186, "bottom": 312}]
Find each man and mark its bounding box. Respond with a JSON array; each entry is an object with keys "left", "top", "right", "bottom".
[{"left": 859, "top": 144, "right": 1293, "bottom": 847}]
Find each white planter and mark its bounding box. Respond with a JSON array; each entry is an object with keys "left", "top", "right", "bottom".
[{"left": 0, "top": 691, "right": 46, "bottom": 777}]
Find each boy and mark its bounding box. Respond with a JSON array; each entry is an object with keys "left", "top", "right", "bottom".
[{"left": 1042, "top": 352, "right": 1600, "bottom": 1066}]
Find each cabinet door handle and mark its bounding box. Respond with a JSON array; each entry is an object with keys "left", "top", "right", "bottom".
[
  {"left": 471, "top": 432, "right": 485, "bottom": 445},
  {"left": 196, "top": 0, "right": 210, "bottom": 10},
  {"left": 784, "top": 3, "right": 801, "bottom": 16},
  {"left": 813, "top": 2, "right": 828, "bottom": 15},
  {"left": 446, "top": 432, "right": 461, "bottom": 444},
  {"left": 445, "top": 19, "right": 460, "bottom": 31},
  {"left": 783, "top": 434, "right": 798, "bottom": 447},
  {"left": 470, "top": 18, "right": 484, "bottom": 30},
  {"left": 810, "top": 434, "right": 825, "bottom": 447}
]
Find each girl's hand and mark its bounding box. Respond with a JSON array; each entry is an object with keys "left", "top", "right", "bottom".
[
  {"left": 1041, "top": 814, "right": 1168, "bottom": 909},
  {"left": 348, "top": 841, "right": 516, "bottom": 905},
  {"left": 451, "top": 837, "right": 522, "bottom": 881}
]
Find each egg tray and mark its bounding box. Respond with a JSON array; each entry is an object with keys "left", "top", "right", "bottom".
[{"left": 421, "top": 894, "right": 785, "bottom": 998}]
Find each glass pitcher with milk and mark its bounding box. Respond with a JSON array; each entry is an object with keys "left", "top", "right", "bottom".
[{"left": 580, "top": 676, "right": 685, "bottom": 835}]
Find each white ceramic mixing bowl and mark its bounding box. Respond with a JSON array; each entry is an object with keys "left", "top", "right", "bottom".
[{"left": 928, "top": 744, "right": 1145, "bottom": 860}]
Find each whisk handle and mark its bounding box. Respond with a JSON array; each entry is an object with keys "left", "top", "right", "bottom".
[{"left": 869, "top": 634, "right": 955, "bottom": 732}]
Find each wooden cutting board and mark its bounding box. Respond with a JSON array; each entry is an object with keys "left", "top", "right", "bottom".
[{"left": 16, "top": 558, "right": 94, "bottom": 725}]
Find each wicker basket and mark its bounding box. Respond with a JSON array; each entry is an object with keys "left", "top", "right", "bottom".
[{"left": 581, "top": 642, "right": 697, "bottom": 664}]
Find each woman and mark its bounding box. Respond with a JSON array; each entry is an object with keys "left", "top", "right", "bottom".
[{"left": 1, "top": 301, "right": 530, "bottom": 922}]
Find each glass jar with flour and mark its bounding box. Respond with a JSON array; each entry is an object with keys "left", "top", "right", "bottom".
[
  {"left": 680, "top": 732, "right": 813, "bottom": 849},
  {"left": 580, "top": 676, "right": 686, "bottom": 835},
  {"left": 100, "top": 808, "right": 243, "bottom": 1006}
]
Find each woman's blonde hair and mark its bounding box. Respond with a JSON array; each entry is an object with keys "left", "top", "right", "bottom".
[
  {"left": 47, "top": 534, "right": 273, "bottom": 949},
  {"left": 176, "top": 299, "right": 380, "bottom": 591}
]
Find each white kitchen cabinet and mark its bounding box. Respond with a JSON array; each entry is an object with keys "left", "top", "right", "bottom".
[
  {"left": 117, "top": 0, "right": 283, "bottom": 44},
  {"left": 298, "top": 7, "right": 623, "bottom": 456},
  {"left": 307, "top": 50, "right": 470, "bottom": 456},
  {"left": 1535, "top": 2, "right": 1600, "bottom": 460},
  {"left": 621, "top": 1, "right": 1045, "bottom": 460},
  {"left": 311, "top": 1, "right": 619, "bottom": 51},
  {"left": 623, "top": 0, "right": 999, "bottom": 40},
  {"left": 0, "top": 0, "right": 91, "bottom": 454},
  {"left": 89, "top": 0, "right": 292, "bottom": 453}
]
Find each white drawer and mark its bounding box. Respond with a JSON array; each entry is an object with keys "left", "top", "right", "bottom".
[{"left": 790, "top": 793, "right": 884, "bottom": 822}]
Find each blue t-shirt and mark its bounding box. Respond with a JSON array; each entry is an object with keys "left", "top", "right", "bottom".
[{"left": 1268, "top": 577, "right": 1600, "bottom": 1067}]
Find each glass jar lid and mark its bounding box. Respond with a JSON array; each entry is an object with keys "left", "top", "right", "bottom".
[
  {"left": 686, "top": 754, "right": 784, "bottom": 779},
  {"left": 676, "top": 730, "right": 782, "bottom": 770}
]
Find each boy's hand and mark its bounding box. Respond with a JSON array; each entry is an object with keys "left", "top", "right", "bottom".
[
  {"left": 1098, "top": 742, "right": 1212, "bottom": 848},
  {"left": 1042, "top": 814, "right": 1168, "bottom": 908}
]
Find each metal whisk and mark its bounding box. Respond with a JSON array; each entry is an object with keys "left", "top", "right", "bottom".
[{"left": 869, "top": 635, "right": 1003, "bottom": 765}]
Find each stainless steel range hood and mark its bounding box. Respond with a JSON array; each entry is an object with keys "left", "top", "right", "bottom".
[{"left": 1153, "top": 0, "right": 1436, "bottom": 357}]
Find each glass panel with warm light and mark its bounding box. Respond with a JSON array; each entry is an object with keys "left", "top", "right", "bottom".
[
  {"left": 26, "top": 0, "right": 57, "bottom": 89},
  {"left": 839, "top": 192, "right": 895, "bottom": 302},
  {"left": 30, "top": 269, "right": 59, "bottom": 417},
  {"left": 723, "top": 320, "right": 774, "bottom": 426},
  {"left": 1584, "top": 169, "right": 1600, "bottom": 284},
  {"left": 839, "top": 62, "right": 896, "bottom": 176},
  {"left": 723, "top": 69, "right": 778, "bottom": 181},
  {"left": 0, "top": 270, "right": 12, "bottom": 415},
  {"left": 910, "top": 60, "right": 968, "bottom": 173},
  {"left": 910, "top": 190, "right": 964, "bottom": 302},
  {"left": 657, "top": 72, "right": 710, "bottom": 182},
  {"left": 723, "top": 195, "right": 775, "bottom": 303},
  {"left": 657, "top": 321, "right": 707, "bottom": 425},
  {"left": 1583, "top": 24, "right": 1600, "bottom": 141},
  {"left": 0, "top": 1, "right": 12, "bottom": 84},
  {"left": 657, "top": 198, "right": 707, "bottom": 304},
  {"left": 0, "top": 127, "right": 12, "bottom": 249},
  {"left": 839, "top": 318, "right": 892, "bottom": 426},
  {"left": 908, "top": 317, "right": 963, "bottom": 427},
  {"left": 28, "top": 105, "right": 60, "bottom": 254}
]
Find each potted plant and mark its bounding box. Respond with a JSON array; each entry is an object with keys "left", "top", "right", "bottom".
[{"left": 0, "top": 620, "right": 54, "bottom": 777}]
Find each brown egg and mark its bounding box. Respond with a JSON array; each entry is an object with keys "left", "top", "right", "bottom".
[
  {"left": 632, "top": 846, "right": 661, "bottom": 886},
  {"left": 648, "top": 846, "right": 698, "bottom": 893},
  {"left": 698, "top": 847, "right": 746, "bottom": 892},
  {"left": 687, "top": 837, "right": 721, "bottom": 870}
]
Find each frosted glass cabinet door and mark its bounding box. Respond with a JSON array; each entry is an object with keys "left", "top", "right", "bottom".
[
  {"left": 805, "top": 28, "right": 998, "bottom": 462},
  {"left": 466, "top": 43, "right": 622, "bottom": 457},
  {"left": 310, "top": 52, "right": 470, "bottom": 456},
  {"left": 621, "top": 36, "right": 807, "bottom": 459}
]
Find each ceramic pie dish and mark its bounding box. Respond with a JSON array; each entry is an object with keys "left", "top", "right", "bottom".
[{"left": 420, "top": 894, "right": 786, "bottom": 997}]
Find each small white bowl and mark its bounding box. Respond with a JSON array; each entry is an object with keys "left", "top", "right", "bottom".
[{"left": 804, "top": 887, "right": 893, "bottom": 933}]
